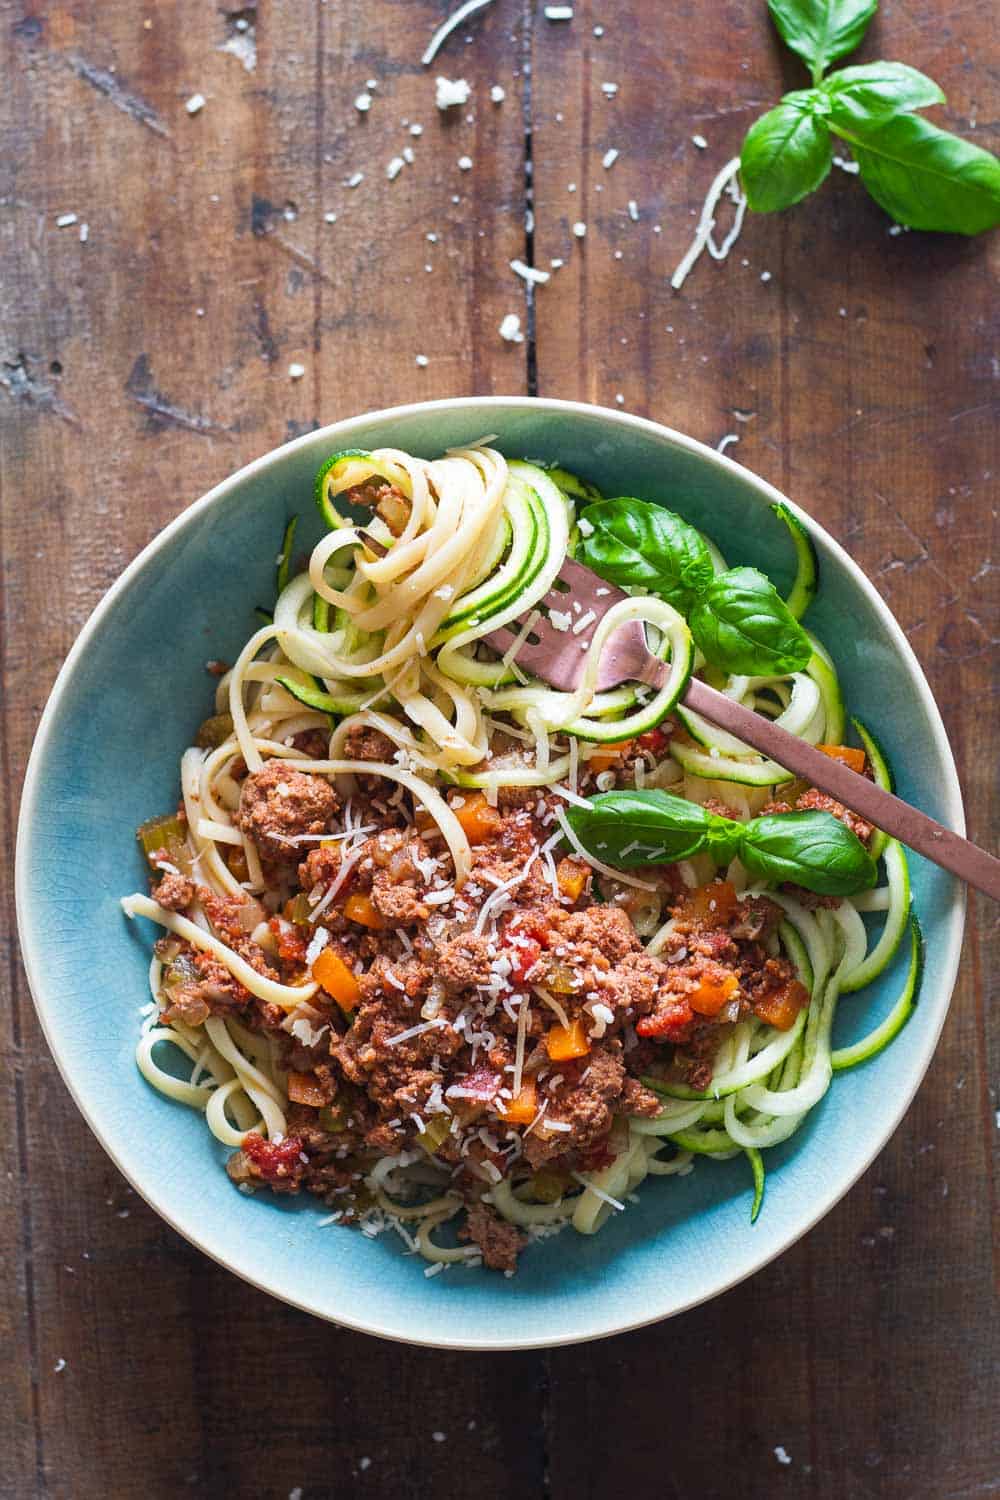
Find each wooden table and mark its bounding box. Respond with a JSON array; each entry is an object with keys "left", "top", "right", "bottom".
[{"left": 2, "top": 2, "right": 996, "bottom": 1496}]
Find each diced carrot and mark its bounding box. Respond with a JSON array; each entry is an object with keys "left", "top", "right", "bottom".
[
  {"left": 452, "top": 791, "right": 502, "bottom": 845},
  {"left": 502, "top": 1078, "right": 538, "bottom": 1125},
  {"left": 817, "top": 744, "right": 867, "bottom": 774},
  {"left": 286, "top": 1071, "right": 328, "bottom": 1108},
  {"left": 343, "top": 891, "right": 386, "bottom": 930},
  {"left": 678, "top": 880, "right": 738, "bottom": 929},
  {"left": 556, "top": 857, "right": 588, "bottom": 903},
  {"left": 754, "top": 977, "right": 810, "bottom": 1031},
  {"left": 587, "top": 742, "right": 632, "bottom": 774},
  {"left": 545, "top": 1019, "right": 591, "bottom": 1062},
  {"left": 688, "top": 969, "right": 739, "bottom": 1017},
  {"left": 311, "top": 947, "right": 361, "bottom": 1011}
]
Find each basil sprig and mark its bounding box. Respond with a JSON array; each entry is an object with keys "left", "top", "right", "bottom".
[
  {"left": 689, "top": 567, "right": 812, "bottom": 676},
  {"left": 739, "top": 1, "right": 1000, "bottom": 236},
  {"left": 579, "top": 500, "right": 812, "bottom": 677},
  {"left": 576, "top": 499, "right": 714, "bottom": 612},
  {"left": 565, "top": 789, "right": 876, "bottom": 896}
]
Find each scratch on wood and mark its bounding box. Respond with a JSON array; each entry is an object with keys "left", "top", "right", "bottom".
[
  {"left": 68, "top": 56, "right": 170, "bottom": 138},
  {"left": 125, "top": 355, "right": 227, "bottom": 436},
  {"left": 0, "top": 355, "right": 80, "bottom": 425}
]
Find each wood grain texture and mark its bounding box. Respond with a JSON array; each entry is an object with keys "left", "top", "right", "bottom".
[{"left": 1, "top": 0, "right": 996, "bottom": 1497}]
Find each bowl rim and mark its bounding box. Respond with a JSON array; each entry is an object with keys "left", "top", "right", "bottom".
[{"left": 15, "top": 395, "right": 967, "bottom": 1349}]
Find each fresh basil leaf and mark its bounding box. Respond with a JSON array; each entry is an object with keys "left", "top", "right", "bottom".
[
  {"left": 768, "top": 0, "right": 878, "bottom": 82},
  {"left": 689, "top": 567, "right": 813, "bottom": 676},
  {"left": 577, "top": 499, "right": 714, "bottom": 611},
  {"left": 740, "top": 810, "right": 877, "bottom": 895},
  {"left": 831, "top": 112, "right": 1000, "bottom": 235},
  {"left": 741, "top": 95, "right": 833, "bottom": 212},
  {"left": 563, "top": 790, "right": 716, "bottom": 867},
  {"left": 823, "top": 61, "right": 945, "bottom": 124}
]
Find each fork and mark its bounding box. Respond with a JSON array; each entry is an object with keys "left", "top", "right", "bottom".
[{"left": 480, "top": 554, "right": 1000, "bottom": 900}]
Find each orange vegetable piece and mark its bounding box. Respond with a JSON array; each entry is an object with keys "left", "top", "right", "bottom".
[
  {"left": 556, "top": 857, "right": 588, "bottom": 903},
  {"left": 688, "top": 969, "right": 739, "bottom": 1017},
  {"left": 754, "top": 977, "right": 810, "bottom": 1031},
  {"left": 452, "top": 791, "right": 502, "bottom": 844},
  {"left": 678, "top": 880, "right": 738, "bottom": 929},
  {"left": 502, "top": 1078, "right": 538, "bottom": 1124},
  {"left": 343, "top": 891, "right": 386, "bottom": 930},
  {"left": 587, "top": 741, "right": 633, "bottom": 774},
  {"left": 817, "top": 744, "right": 867, "bottom": 774},
  {"left": 545, "top": 1018, "right": 591, "bottom": 1062},
  {"left": 311, "top": 947, "right": 361, "bottom": 1011},
  {"left": 286, "top": 1071, "right": 328, "bottom": 1108}
]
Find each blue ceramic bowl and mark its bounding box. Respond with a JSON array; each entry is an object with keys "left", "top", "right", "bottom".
[{"left": 17, "top": 398, "right": 965, "bottom": 1348}]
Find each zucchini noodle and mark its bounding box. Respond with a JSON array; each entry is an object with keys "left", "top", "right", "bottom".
[{"left": 124, "top": 441, "right": 919, "bottom": 1273}]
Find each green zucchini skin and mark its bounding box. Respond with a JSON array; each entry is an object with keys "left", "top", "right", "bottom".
[{"left": 771, "top": 501, "right": 818, "bottom": 620}]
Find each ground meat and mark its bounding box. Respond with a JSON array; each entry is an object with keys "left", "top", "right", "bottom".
[
  {"left": 346, "top": 480, "right": 411, "bottom": 536},
  {"left": 371, "top": 871, "right": 429, "bottom": 925},
  {"left": 550, "top": 905, "right": 641, "bottom": 964},
  {"left": 461, "top": 1202, "right": 526, "bottom": 1273},
  {"left": 781, "top": 884, "right": 843, "bottom": 910},
  {"left": 289, "top": 729, "right": 330, "bottom": 760},
  {"left": 525, "top": 1043, "right": 626, "bottom": 1166},
  {"left": 342, "top": 723, "right": 397, "bottom": 763},
  {"left": 151, "top": 871, "right": 194, "bottom": 910},
  {"left": 236, "top": 761, "right": 338, "bottom": 862},
  {"left": 703, "top": 797, "right": 742, "bottom": 821},
  {"left": 730, "top": 895, "right": 782, "bottom": 942},
  {"left": 299, "top": 844, "right": 341, "bottom": 890},
  {"left": 617, "top": 1076, "right": 663, "bottom": 1118},
  {"left": 432, "top": 932, "right": 494, "bottom": 991},
  {"left": 762, "top": 787, "right": 872, "bottom": 844},
  {"left": 198, "top": 888, "right": 278, "bottom": 979}
]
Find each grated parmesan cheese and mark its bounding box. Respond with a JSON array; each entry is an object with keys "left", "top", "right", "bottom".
[
  {"left": 510, "top": 258, "right": 550, "bottom": 286},
  {"left": 435, "top": 76, "right": 472, "bottom": 110},
  {"left": 499, "top": 312, "right": 524, "bottom": 343},
  {"left": 422, "top": 0, "right": 494, "bottom": 67}
]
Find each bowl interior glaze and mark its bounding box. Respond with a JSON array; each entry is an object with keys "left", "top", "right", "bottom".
[{"left": 17, "top": 398, "right": 965, "bottom": 1349}]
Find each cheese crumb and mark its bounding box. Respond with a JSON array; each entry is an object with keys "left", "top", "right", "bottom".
[
  {"left": 410, "top": 122, "right": 423, "bottom": 136},
  {"left": 549, "top": 610, "right": 572, "bottom": 632},
  {"left": 544, "top": 5, "right": 574, "bottom": 17},
  {"left": 499, "top": 313, "right": 524, "bottom": 343},
  {"left": 415, "top": 354, "right": 429, "bottom": 367},
  {"left": 346, "top": 171, "right": 364, "bottom": 188},
  {"left": 627, "top": 199, "right": 639, "bottom": 221},
  {"left": 324, "top": 211, "right": 338, "bottom": 223},
  {"left": 602, "top": 148, "right": 619, "bottom": 169},
  {"left": 288, "top": 362, "right": 306, "bottom": 380},
  {"left": 691, "top": 133, "right": 708, "bottom": 149},
  {"left": 387, "top": 156, "right": 405, "bottom": 180},
  {"left": 185, "top": 93, "right": 206, "bottom": 115},
  {"left": 615, "top": 393, "right": 625, "bottom": 405},
  {"left": 458, "top": 155, "right": 473, "bottom": 170},
  {"left": 55, "top": 212, "right": 78, "bottom": 228},
  {"left": 355, "top": 91, "right": 372, "bottom": 112},
  {"left": 490, "top": 85, "right": 506, "bottom": 103},
  {"left": 572, "top": 221, "right": 587, "bottom": 238},
  {"left": 601, "top": 81, "right": 618, "bottom": 97},
  {"left": 760, "top": 270, "right": 772, "bottom": 282},
  {"left": 774, "top": 1447, "right": 792, "bottom": 1466},
  {"left": 510, "top": 258, "right": 550, "bottom": 285},
  {"left": 436, "top": 76, "right": 471, "bottom": 110}
]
